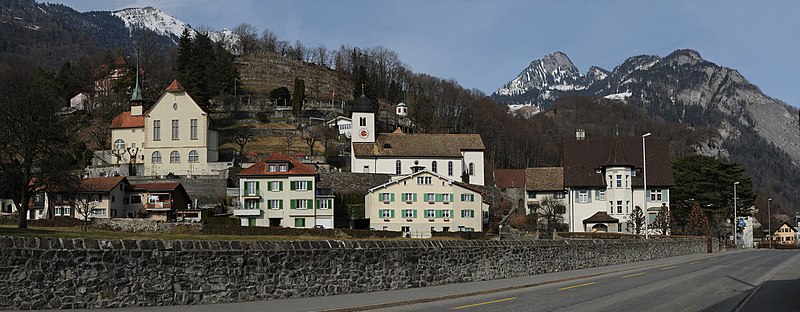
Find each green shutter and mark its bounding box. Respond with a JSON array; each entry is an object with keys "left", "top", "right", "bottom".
[
  {"left": 389, "top": 210, "right": 395, "bottom": 218},
  {"left": 279, "top": 181, "right": 283, "bottom": 191},
  {"left": 256, "top": 200, "right": 261, "bottom": 209},
  {"left": 290, "top": 200, "right": 296, "bottom": 209},
  {"left": 290, "top": 181, "right": 296, "bottom": 190},
  {"left": 267, "top": 181, "right": 272, "bottom": 191},
  {"left": 435, "top": 194, "right": 442, "bottom": 202},
  {"left": 256, "top": 182, "right": 260, "bottom": 196},
  {"left": 663, "top": 189, "right": 669, "bottom": 202},
  {"left": 413, "top": 193, "right": 417, "bottom": 202},
  {"left": 279, "top": 200, "right": 283, "bottom": 209},
  {"left": 315, "top": 199, "right": 319, "bottom": 209},
  {"left": 390, "top": 193, "right": 395, "bottom": 202},
  {"left": 308, "top": 181, "right": 313, "bottom": 190},
  {"left": 451, "top": 194, "right": 454, "bottom": 202},
  {"left": 413, "top": 210, "right": 417, "bottom": 218},
  {"left": 450, "top": 210, "right": 454, "bottom": 218},
  {"left": 328, "top": 199, "right": 333, "bottom": 208},
  {"left": 435, "top": 210, "right": 442, "bottom": 218},
  {"left": 307, "top": 199, "right": 313, "bottom": 209}
]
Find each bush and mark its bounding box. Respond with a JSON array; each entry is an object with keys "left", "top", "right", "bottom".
[{"left": 255, "top": 111, "right": 270, "bottom": 123}]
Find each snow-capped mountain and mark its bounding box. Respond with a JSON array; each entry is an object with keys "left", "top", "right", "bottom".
[{"left": 112, "top": 6, "right": 239, "bottom": 52}]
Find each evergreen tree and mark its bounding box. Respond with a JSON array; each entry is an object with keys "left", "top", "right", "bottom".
[
  {"left": 652, "top": 203, "right": 671, "bottom": 235},
  {"left": 292, "top": 78, "right": 305, "bottom": 117},
  {"left": 684, "top": 202, "right": 711, "bottom": 237},
  {"left": 627, "top": 206, "right": 645, "bottom": 235}
]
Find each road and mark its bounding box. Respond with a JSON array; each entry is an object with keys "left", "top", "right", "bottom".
[{"left": 54, "top": 249, "right": 799, "bottom": 312}]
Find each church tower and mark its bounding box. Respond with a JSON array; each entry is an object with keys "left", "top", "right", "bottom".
[
  {"left": 351, "top": 90, "right": 376, "bottom": 143},
  {"left": 130, "top": 56, "right": 144, "bottom": 116}
]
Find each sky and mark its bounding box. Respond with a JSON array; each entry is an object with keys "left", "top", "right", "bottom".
[{"left": 49, "top": 0, "right": 800, "bottom": 107}]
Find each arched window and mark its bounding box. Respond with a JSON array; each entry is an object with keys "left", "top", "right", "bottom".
[
  {"left": 188, "top": 150, "right": 199, "bottom": 163},
  {"left": 448, "top": 161, "right": 453, "bottom": 176},
  {"left": 395, "top": 160, "right": 402, "bottom": 175},
  {"left": 468, "top": 163, "right": 475, "bottom": 175},
  {"left": 170, "top": 151, "right": 180, "bottom": 163},
  {"left": 114, "top": 139, "right": 125, "bottom": 150},
  {"left": 431, "top": 161, "right": 438, "bottom": 173},
  {"left": 151, "top": 151, "right": 162, "bottom": 164}
]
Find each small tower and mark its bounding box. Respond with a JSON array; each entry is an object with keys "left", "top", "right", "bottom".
[
  {"left": 130, "top": 55, "right": 144, "bottom": 116},
  {"left": 351, "top": 86, "right": 376, "bottom": 143},
  {"left": 396, "top": 102, "right": 407, "bottom": 117}
]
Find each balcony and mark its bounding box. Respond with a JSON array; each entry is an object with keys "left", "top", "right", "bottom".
[
  {"left": 241, "top": 191, "right": 260, "bottom": 199},
  {"left": 144, "top": 200, "right": 173, "bottom": 211},
  {"left": 233, "top": 209, "right": 262, "bottom": 216}
]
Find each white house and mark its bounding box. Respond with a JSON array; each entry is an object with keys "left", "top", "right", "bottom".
[
  {"left": 109, "top": 79, "right": 225, "bottom": 176},
  {"left": 235, "top": 152, "right": 335, "bottom": 228},
  {"left": 365, "top": 170, "right": 487, "bottom": 238},
  {"left": 563, "top": 136, "right": 674, "bottom": 233},
  {"left": 350, "top": 93, "right": 486, "bottom": 186},
  {"left": 326, "top": 116, "right": 352, "bottom": 138}
]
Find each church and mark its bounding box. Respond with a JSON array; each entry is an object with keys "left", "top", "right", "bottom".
[{"left": 349, "top": 93, "right": 486, "bottom": 186}]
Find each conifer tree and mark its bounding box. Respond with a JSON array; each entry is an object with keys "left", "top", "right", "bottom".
[{"left": 684, "top": 202, "right": 711, "bottom": 237}]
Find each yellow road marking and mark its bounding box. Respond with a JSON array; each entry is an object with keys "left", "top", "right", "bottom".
[
  {"left": 558, "top": 282, "right": 596, "bottom": 291},
  {"left": 452, "top": 297, "right": 516, "bottom": 310},
  {"left": 689, "top": 261, "right": 701, "bottom": 264},
  {"left": 621, "top": 272, "right": 645, "bottom": 279},
  {"left": 661, "top": 265, "right": 678, "bottom": 270}
]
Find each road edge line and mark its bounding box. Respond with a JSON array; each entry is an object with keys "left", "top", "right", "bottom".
[{"left": 732, "top": 251, "right": 800, "bottom": 312}]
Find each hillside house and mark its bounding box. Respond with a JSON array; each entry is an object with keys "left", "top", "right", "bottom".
[
  {"left": 772, "top": 222, "right": 798, "bottom": 245},
  {"left": 326, "top": 116, "right": 352, "bottom": 138},
  {"left": 235, "top": 152, "right": 334, "bottom": 228},
  {"left": 365, "top": 170, "right": 487, "bottom": 238},
  {"left": 349, "top": 93, "right": 486, "bottom": 185}
]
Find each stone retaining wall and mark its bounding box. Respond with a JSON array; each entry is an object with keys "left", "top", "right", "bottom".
[{"left": 0, "top": 236, "right": 712, "bottom": 310}]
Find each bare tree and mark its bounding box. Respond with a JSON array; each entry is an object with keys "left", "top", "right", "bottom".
[
  {"left": 71, "top": 194, "right": 98, "bottom": 232},
  {"left": 313, "top": 45, "right": 329, "bottom": 67},
  {"left": 232, "top": 127, "right": 255, "bottom": 166},
  {"left": 627, "top": 206, "right": 646, "bottom": 235},
  {"left": 653, "top": 203, "right": 672, "bottom": 235},
  {"left": 530, "top": 197, "right": 567, "bottom": 237},
  {"left": 0, "top": 66, "right": 79, "bottom": 228},
  {"left": 260, "top": 29, "right": 279, "bottom": 53},
  {"left": 232, "top": 23, "right": 259, "bottom": 55},
  {"left": 301, "top": 125, "right": 323, "bottom": 156},
  {"left": 283, "top": 135, "right": 295, "bottom": 154}
]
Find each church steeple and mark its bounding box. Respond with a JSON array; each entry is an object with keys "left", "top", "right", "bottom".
[{"left": 130, "top": 52, "right": 144, "bottom": 116}]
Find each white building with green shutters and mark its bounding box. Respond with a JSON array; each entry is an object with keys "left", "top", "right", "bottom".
[
  {"left": 235, "top": 152, "right": 334, "bottom": 228},
  {"left": 365, "top": 170, "right": 486, "bottom": 238}
]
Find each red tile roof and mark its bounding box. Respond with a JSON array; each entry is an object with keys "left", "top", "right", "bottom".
[
  {"left": 79, "top": 176, "right": 128, "bottom": 192},
  {"left": 166, "top": 79, "right": 185, "bottom": 92},
  {"left": 110, "top": 111, "right": 144, "bottom": 129},
  {"left": 239, "top": 152, "right": 317, "bottom": 176},
  {"left": 525, "top": 167, "right": 564, "bottom": 191},
  {"left": 352, "top": 133, "right": 485, "bottom": 158},
  {"left": 127, "top": 182, "right": 190, "bottom": 202},
  {"left": 493, "top": 169, "right": 525, "bottom": 189}
]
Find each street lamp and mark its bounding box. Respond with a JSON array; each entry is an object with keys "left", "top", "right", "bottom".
[
  {"left": 642, "top": 132, "right": 651, "bottom": 239},
  {"left": 734, "top": 181, "right": 739, "bottom": 248},
  {"left": 768, "top": 198, "right": 772, "bottom": 249}
]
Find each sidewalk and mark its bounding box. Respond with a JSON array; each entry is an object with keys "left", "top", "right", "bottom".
[{"left": 737, "top": 250, "right": 800, "bottom": 312}]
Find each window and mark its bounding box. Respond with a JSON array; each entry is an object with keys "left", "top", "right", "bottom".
[
  {"left": 363, "top": 165, "right": 370, "bottom": 173},
  {"left": 425, "top": 209, "right": 436, "bottom": 218},
  {"left": 130, "top": 196, "right": 141, "bottom": 204},
  {"left": 92, "top": 208, "right": 106, "bottom": 216},
  {"left": 188, "top": 150, "right": 199, "bottom": 163},
  {"left": 527, "top": 191, "right": 536, "bottom": 199},
  {"left": 151, "top": 151, "right": 162, "bottom": 164},
  {"left": 169, "top": 151, "right": 180, "bottom": 163},
  {"left": 416, "top": 176, "right": 432, "bottom": 185},
  {"left": 626, "top": 201, "right": 630, "bottom": 214},
  {"left": 295, "top": 218, "right": 306, "bottom": 228},
  {"left": 396, "top": 160, "right": 402, "bottom": 175},
  {"left": 318, "top": 199, "right": 330, "bottom": 209},
  {"left": 279, "top": 164, "right": 287, "bottom": 172},
  {"left": 190, "top": 119, "right": 198, "bottom": 140},
  {"left": 555, "top": 191, "right": 566, "bottom": 199},
  {"left": 111, "top": 195, "right": 115, "bottom": 203},
  {"left": 625, "top": 175, "right": 629, "bottom": 187},
  {"left": 403, "top": 209, "right": 414, "bottom": 218},
  {"left": 403, "top": 193, "right": 414, "bottom": 202},
  {"left": 171, "top": 119, "right": 179, "bottom": 140},
  {"left": 248, "top": 218, "right": 256, "bottom": 227},
  {"left": 442, "top": 210, "right": 451, "bottom": 218},
  {"left": 578, "top": 190, "right": 589, "bottom": 204},
  {"left": 269, "top": 200, "right": 281, "bottom": 209},
  {"left": 123, "top": 197, "right": 129, "bottom": 205},
  {"left": 268, "top": 164, "right": 276, "bottom": 172},
  {"left": 651, "top": 189, "right": 662, "bottom": 202},
  {"left": 425, "top": 193, "right": 435, "bottom": 202},
  {"left": 380, "top": 209, "right": 392, "bottom": 218},
  {"left": 616, "top": 175, "right": 622, "bottom": 188},
  {"left": 244, "top": 181, "right": 258, "bottom": 196},
  {"left": 617, "top": 200, "right": 623, "bottom": 214},
  {"left": 461, "top": 210, "right": 475, "bottom": 218},
  {"left": 269, "top": 181, "right": 281, "bottom": 191},
  {"left": 359, "top": 117, "right": 366, "bottom": 126},
  {"left": 598, "top": 190, "right": 605, "bottom": 200},
  {"left": 442, "top": 193, "right": 451, "bottom": 202},
  {"left": 295, "top": 181, "right": 309, "bottom": 191},
  {"left": 448, "top": 161, "right": 453, "bottom": 176},
  {"left": 431, "top": 161, "right": 438, "bottom": 173},
  {"left": 245, "top": 199, "right": 258, "bottom": 209},
  {"left": 114, "top": 139, "right": 125, "bottom": 150},
  {"left": 401, "top": 226, "right": 410, "bottom": 234},
  {"left": 296, "top": 200, "right": 308, "bottom": 209},
  {"left": 153, "top": 120, "right": 160, "bottom": 140},
  {"left": 468, "top": 163, "right": 475, "bottom": 175}
]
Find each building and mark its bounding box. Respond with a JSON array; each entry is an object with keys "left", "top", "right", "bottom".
[
  {"left": 350, "top": 93, "right": 486, "bottom": 185},
  {"left": 50, "top": 176, "right": 130, "bottom": 220},
  {"left": 772, "top": 222, "right": 798, "bottom": 245},
  {"left": 563, "top": 135, "right": 674, "bottom": 233},
  {"left": 493, "top": 167, "right": 568, "bottom": 232},
  {"left": 326, "top": 116, "right": 352, "bottom": 138},
  {"left": 125, "top": 182, "right": 190, "bottom": 221},
  {"left": 109, "top": 79, "right": 224, "bottom": 176},
  {"left": 365, "top": 170, "right": 487, "bottom": 238},
  {"left": 235, "top": 152, "right": 334, "bottom": 228}
]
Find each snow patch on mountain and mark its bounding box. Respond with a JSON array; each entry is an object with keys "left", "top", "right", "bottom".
[
  {"left": 603, "top": 91, "right": 632, "bottom": 100},
  {"left": 113, "top": 7, "right": 187, "bottom": 39}
]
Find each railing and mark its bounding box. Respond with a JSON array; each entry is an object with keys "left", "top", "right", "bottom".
[{"left": 144, "top": 201, "right": 173, "bottom": 210}]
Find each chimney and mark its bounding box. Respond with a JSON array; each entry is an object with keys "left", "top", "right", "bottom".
[{"left": 576, "top": 129, "right": 585, "bottom": 141}]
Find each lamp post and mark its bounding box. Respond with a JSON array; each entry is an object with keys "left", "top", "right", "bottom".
[
  {"left": 734, "top": 181, "right": 739, "bottom": 248},
  {"left": 768, "top": 198, "right": 772, "bottom": 249},
  {"left": 642, "top": 132, "right": 651, "bottom": 239}
]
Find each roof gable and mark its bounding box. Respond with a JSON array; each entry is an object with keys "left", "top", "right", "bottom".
[
  {"left": 239, "top": 152, "right": 317, "bottom": 176},
  {"left": 563, "top": 137, "right": 673, "bottom": 187},
  {"left": 145, "top": 79, "right": 207, "bottom": 117},
  {"left": 79, "top": 176, "right": 128, "bottom": 192},
  {"left": 110, "top": 112, "right": 144, "bottom": 129}
]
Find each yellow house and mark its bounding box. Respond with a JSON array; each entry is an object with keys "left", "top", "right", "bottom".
[
  {"left": 110, "top": 80, "right": 221, "bottom": 176},
  {"left": 772, "top": 222, "right": 797, "bottom": 245}
]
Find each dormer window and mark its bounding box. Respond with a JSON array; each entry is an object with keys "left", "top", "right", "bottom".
[
  {"left": 268, "top": 164, "right": 276, "bottom": 172},
  {"left": 279, "top": 164, "right": 287, "bottom": 172}
]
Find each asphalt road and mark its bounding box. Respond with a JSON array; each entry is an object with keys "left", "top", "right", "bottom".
[
  {"left": 372, "top": 249, "right": 798, "bottom": 312},
  {"left": 51, "top": 249, "right": 799, "bottom": 312}
]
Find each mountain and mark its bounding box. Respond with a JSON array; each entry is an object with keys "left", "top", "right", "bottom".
[
  {"left": 493, "top": 49, "right": 800, "bottom": 210},
  {"left": 0, "top": 0, "right": 238, "bottom": 70}
]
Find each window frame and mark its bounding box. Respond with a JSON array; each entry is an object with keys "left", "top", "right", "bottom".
[
  {"left": 151, "top": 151, "right": 162, "bottom": 164},
  {"left": 153, "top": 120, "right": 161, "bottom": 141},
  {"left": 190, "top": 119, "right": 198, "bottom": 140},
  {"left": 188, "top": 150, "right": 199, "bottom": 163},
  {"left": 169, "top": 150, "right": 180, "bottom": 163},
  {"left": 171, "top": 119, "right": 179, "bottom": 140}
]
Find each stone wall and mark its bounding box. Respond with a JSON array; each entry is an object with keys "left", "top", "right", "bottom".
[{"left": 0, "top": 236, "right": 712, "bottom": 310}]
